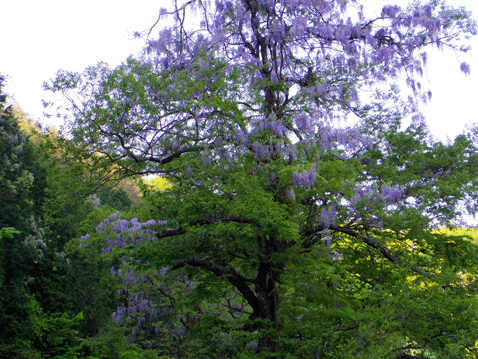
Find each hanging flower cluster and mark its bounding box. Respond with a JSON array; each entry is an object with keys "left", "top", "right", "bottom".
[
  {"left": 292, "top": 167, "right": 316, "bottom": 189},
  {"left": 86, "top": 213, "right": 167, "bottom": 253}
]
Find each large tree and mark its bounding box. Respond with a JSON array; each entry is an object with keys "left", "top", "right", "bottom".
[{"left": 46, "top": 0, "right": 478, "bottom": 357}]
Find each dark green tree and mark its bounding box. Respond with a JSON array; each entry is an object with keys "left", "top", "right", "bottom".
[
  {"left": 0, "top": 76, "right": 87, "bottom": 358},
  {"left": 0, "top": 74, "right": 50, "bottom": 356},
  {"left": 97, "top": 188, "right": 132, "bottom": 211}
]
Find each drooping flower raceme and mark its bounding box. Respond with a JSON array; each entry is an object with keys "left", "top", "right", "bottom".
[
  {"left": 80, "top": 212, "right": 172, "bottom": 341},
  {"left": 292, "top": 168, "right": 316, "bottom": 189},
  {"left": 88, "top": 212, "right": 166, "bottom": 254}
]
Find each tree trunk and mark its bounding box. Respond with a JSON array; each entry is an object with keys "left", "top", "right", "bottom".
[{"left": 254, "top": 236, "right": 287, "bottom": 354}]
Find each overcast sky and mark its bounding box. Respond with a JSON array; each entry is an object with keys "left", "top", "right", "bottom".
[{"left": 1, "top": 0, "right": 477, "bottom": 141}]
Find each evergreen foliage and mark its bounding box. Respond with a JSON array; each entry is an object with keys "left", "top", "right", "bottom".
[
  {"left": 0, "top": 75, "right": 50, "bottom": 355},
  {"left": 97, "top": 188, "right": 132, "bottom": 211},
  {"left": 0, "top": 76, "right": 107, "bottom": 358}
]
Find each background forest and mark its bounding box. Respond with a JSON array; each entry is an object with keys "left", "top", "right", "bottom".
[{"left": 2, "top": 0, "right": 478, "bottom": 358}]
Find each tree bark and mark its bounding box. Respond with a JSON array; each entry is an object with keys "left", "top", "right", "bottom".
[{"left": 253, "top": 236, "right": 287, "bottom": 354}]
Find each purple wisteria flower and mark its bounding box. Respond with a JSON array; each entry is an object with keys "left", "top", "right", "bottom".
[
  {"left": 80, "top": 234, "right": 90, "bottom": 241},
  {"left": 332, "top": 251, "right": 344, "bottom": 261},
  {"left": 320, "top": 204, "right": 337, "bottom": 228},
  {"left": 292, "top": 167, "right": 316, "bottom": 189},
  {"left": 112, "top": 292, "right": 162, "bottom": 341},
  {"left": 260, "top": 118, "right": 289, "bottom": 137},
  {"left": 202, "top": 155, "right": 211, "bottom": 167},
  {"left": 351, "top": 185, "right": 380, "bottom": 207},
  {"left": 381, "top": 185, "right": 404, "bottom": 205},
  {"left": 81, "top": 214, "right": 166, "bottom": 253},
  {"left": 349, "top": 184, "right": 404, "bottom": 230},
  {"left": 294, "top": 114, "right": 312, "bottom": 133},
  {"left": 252, "top": 143, "right": 274, "bottom": 160},
  {"left": 119, "top": 220, "right": 130, "bottom": 231},
  {"left": 381, "top": 5, "right": 401, "bottom": 18},
  {"left": 159, "top": 267, "right": 169, "bottom": 277},
  {"left": 460, "top": 62, "right": 471, "bottom": 76},
  {"left": 130, "top": 218, "right": 142, "bottom": 231}
]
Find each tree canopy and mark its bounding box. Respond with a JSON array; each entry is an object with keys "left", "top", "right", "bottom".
[{"left": 43, "top": 0, "right": 478, "bottom": 357}]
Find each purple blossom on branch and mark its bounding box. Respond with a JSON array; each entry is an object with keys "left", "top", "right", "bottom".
[
  {"left": 351, "top": 184, "right": 404, "bottom": 212},
  {"left": 112, "top": 293, "right": 159, "bottom": 336},
  {"left": 460, "top": 62, "right": 471, "bottom": 76},
  {"left": 292, "top": 167, "right": 316, "bottom": 189},
  {"left": 381, "top": 5, "right": 401, "bottom": 18},
  {"left": 381, "top": 185, "right": 404, "bottom": 204},
  {"left": 294, "top": 114, "right": 312, "bottom": 133},
  {"left": 320, "top": 204, "right": 337, "bottom": 228},
  {"left": 332, "top": 251, "right": 344, "bottom": 261},
  {"left": 80, "top": 234, "right": 90, "bottom": 241},
  {"left": 252, "top": 143, "right": 274, "bottom": 160},
  {"left": 81, "top": 214, "right": 165, "bottom": 252},
  {"left": 260, "top": 118, "right": 289, "bottom": 137}
]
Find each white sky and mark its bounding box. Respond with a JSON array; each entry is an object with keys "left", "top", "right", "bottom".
[{"left": 0, "top": 0, "right": 477, "bottom": 141}]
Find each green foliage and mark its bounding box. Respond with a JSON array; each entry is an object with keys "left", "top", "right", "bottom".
[
  {"left": 143, "top": 177, "right": 173, "bottom": 193},
  {"left": 61, "top": 208, "right": 123, "bottom": 339},
  {"left": 23, "top": 298, "right": 83, "bottom": 359},
  {"left": 80, "top": 322, "right": 169, "bottom": 359},
  {"left": 0, "top": 75, "right": 51, "bottom": 354},
  {"left": 39, "top": 134, "right": 108, "bottom": 248},
  {"left": 97, "top": 188, "right": 132, "bottom": 211},
  {"left": 0, "top": 294, "right": 83, "bottom": 358},
  {"left": 0, "top": 76, "right": 125, "bottom": 357},
  {"left": 0, "top": 226, "right": 20, "bottom": 239}
]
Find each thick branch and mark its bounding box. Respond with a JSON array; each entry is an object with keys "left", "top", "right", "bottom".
[
  {"left": 333, "top": 321, "right": 360, "bottom": 332},
  {"left": 157, "top": 228, "right": 187, "bottom": 239},
  {"left": 156, "top": 215, "right": 260, "bottom": 240},
  {"left": 172, "top": 258, "right": 261, "bottom": 314},
  {"left": 394, "top": 355, "right": 433, "bottom": 359},
  {"left": 330, "top": 225, "right": 400, "bottom": 264}
]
